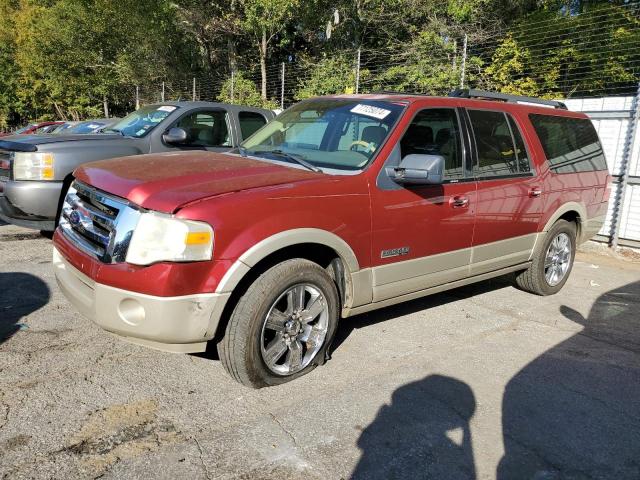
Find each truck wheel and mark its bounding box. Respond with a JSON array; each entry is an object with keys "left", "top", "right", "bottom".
[
  {"left": 515, "top": 219, "right": 576, "bottom": 296},
  {"left": 218, "top": 259, "right": 340, "bottom": 388}
]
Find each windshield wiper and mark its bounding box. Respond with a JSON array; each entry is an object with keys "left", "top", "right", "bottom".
[{"left": 251, "top": 149, "right": 322, "bottom": 173}]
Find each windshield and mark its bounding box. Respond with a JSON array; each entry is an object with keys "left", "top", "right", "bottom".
[
  {"left": 241, "top": 99, "right": 404, "bottom": 171},
  {"left": 66, "top": 121, "right": 106, "bottom": 134},
  {"left": 52, "top": 123, "right": 75, "bottom": 134},
  {"left": 104, "top": 105, "right": 178, "bottom": 137}
]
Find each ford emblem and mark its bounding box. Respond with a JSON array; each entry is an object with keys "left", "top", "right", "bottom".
[{"left": 69, "top": 210, "right": 81, "bottom": 226}]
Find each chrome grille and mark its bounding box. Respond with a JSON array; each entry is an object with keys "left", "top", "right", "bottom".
[{"left": 59, "top": 181, "right": 141, "bottom": 263}]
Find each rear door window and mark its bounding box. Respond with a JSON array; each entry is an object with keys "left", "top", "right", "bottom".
[
  {"left": 238, "top": 111, "right": 267, "bottom": 140},
  {"left": 468, "top": 110, "right": 523, "bottom": 178},
  {"left": 529, "top": 114, "right": 607, "bottom": 173}
]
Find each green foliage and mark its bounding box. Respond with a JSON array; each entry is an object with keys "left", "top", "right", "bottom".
[
  {"left": 0, "top": 0, "right": 18, "bottom": 128},
  {"left": 0, "top": 0, "right": 638, "bottom": 127},
  {"left": 294, "top": 56, "right": 366, "bottom": 99},
  {"left": 368, "top": 30, "right": 460, "bottom": 95},
  {"left": 217, "top": 71, "right": 278, "bottom": 109},
  {"left": 3, "top": 0, "right": 199, "bottom": 123},
  {"left": 483, "top": 3, "right": 640, "bottom": 98}
]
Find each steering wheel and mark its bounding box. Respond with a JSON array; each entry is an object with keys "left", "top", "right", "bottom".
[{"left": 349, "top": 140, "right": 375, "bottom": 154}]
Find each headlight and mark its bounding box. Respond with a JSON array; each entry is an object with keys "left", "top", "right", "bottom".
[
  {"left": 13, "top": 152, "right": 56, "bottom": 180},
  {"left": 126, "top": 212, "right": 214, "bottom": 265}
]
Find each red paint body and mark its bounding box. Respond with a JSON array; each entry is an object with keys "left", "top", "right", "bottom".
[{"left": 53, "top": 95, "right": 611, "bottom": 297}]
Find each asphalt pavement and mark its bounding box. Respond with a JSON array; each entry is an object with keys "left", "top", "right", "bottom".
[{"left": 1, "top": 221, "right": 640, "bottom": 480}]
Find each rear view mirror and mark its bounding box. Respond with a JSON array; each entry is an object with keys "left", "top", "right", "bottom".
[
  {"left": 162, "top": 127, "right": 188, "bottom": 145},
  {"left": 391, "top": 154, "right": 445, "bottom": 185}
]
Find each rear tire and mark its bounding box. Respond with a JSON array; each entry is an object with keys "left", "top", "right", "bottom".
[
  {"left": 515, "top": 219, "right": 576, "bottom": 296},
  {"left": 218, "top": 259, "right": 340, "bottom": 388}
]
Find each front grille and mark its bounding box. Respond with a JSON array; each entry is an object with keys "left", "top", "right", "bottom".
[
  {"left": 59, "top": 181, "right": 141, "bottom": 263},
  {"left": 0, "top": 151, "right": 11, "bottom": 182}
]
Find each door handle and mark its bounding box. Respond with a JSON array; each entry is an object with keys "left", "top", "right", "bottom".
[
  {"left": 450, "top": 195, "right": 469, "bottom": 208},
  {"left": 529, "top": 187, "right": 543, "bottom": 198}
]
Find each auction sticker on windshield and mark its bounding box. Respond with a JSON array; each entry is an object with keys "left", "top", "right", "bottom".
[
  {"left": 157, "top": 106, "right": 177, "bottom": 112},
  {"left": 350, "top": 104, "right": 391, "bottom": 120}
]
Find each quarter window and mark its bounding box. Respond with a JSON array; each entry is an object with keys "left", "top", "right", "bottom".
[
  {"left": 400, "top": 108, "right": 464, "bottom": 179},
  {"left": 175, "top": 110, "right": 231, "bottom": 147},
  {"left": 239, "top": 111, "right": 267, "bottom": 140},
  {"left": 529, "top": 114, "right": 607, "bottom": 173}
]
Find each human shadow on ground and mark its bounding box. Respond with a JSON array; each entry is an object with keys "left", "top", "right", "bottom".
[
  {"left": 498, "top": 280, "right": 640, "bottom": 479},
  {"left": 0, "top": 272, "right": 50, "bottom": 345},
  {"left": 352, "top": 374, "right": 477, "bottom": 479}
]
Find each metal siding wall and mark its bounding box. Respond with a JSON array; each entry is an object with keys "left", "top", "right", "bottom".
[
  {"left": 620, "top": 185, "right": 640, "bottom": 241},
  {"left": 564, "top": 96, "right": 639, "bottom": 245},
  {"left": 599, "top": 182, "right": 618, "bottom": 237}
]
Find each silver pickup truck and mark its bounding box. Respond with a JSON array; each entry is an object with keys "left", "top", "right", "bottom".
[{"left": 0, "top": 102, "right": 274, "bottom": 231}]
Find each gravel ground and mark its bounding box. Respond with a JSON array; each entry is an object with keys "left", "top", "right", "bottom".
[{"left": 1, "top": 221, "right": 639, "bottom": 480}]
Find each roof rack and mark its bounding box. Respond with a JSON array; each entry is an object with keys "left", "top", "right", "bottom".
[
  {"left": 449, "top": 89, "right": 567, "bottom": 110},
  {"left": 367, "top": 90, "right": 431, "bottom": 97}
]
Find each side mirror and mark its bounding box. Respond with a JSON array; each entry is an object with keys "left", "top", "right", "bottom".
[
  {"left": 162, "top": 127, "right": 188, "bottom": 145},
  {"left": 391, "top": 154, "right": 445, "bottom": 185}
]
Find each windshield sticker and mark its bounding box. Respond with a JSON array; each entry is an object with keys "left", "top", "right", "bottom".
[
  {"left": 136, "top": 129, "right": 147, "bottom": 136},
  {"left": 157, "top": 105, "right": 177, "bottom": 112},
  {"left": 86, "top": 124, "right": 99, "bottom": 129},
  {"left": 350, "top": 104, "right": 391, "bottom": 120}
]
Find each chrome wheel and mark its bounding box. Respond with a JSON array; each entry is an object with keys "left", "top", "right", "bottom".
[
  {"left": 544, "top": 232, "right": 571, "bottom": 287},
  {"left": 260, "top": 284, "right": 329, "bottom": 376}
]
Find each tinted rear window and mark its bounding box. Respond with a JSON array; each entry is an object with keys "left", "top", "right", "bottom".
[{"left": 529, "top": 114, "right": 607, "bottom": 173}]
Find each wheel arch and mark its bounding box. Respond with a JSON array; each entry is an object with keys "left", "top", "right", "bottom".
[
  {"left": 211, "top": 229, "right": 365, "bottom": 343},
  {"left": 541, "top": 202, "right": 586, "bottom": 240}
]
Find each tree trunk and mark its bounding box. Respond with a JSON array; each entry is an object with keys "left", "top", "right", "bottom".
[
  {"left": 228, "top": 37, "right": 237, "bottom": 75},
  {"left": 103, "top": 94, "right": 109, "bottom": 118},
  {"left": 52, "top": 101, "right": 66, "bottom": 121},
  {"left": 260, "top": 29, "right": 267, "bottom": 100}
]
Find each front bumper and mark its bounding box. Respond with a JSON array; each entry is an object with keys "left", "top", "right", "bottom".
[
  {"left": 0, "top": 180, "right": 62, "bottom": 230},
  {"left": 53, "top": 247, "right": 231, "bottom": 353}
]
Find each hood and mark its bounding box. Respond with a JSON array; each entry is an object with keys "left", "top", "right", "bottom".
[
  {"left": 74, "top": 151, "right": 322, "bottom": 213},
  {"left": 0, "top": 133, "right": 125, "bottom": 149}
]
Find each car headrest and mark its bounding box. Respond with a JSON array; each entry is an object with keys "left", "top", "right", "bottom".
[
  {"left": 361, "top": 125, "right": 386, "bottom": 146},
  {"left": 403, "top": 124, "right": 433, "bottom": 145}
]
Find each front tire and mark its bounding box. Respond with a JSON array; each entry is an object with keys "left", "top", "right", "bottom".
[
  {"left": 515, "top": 219, "right": 576, "bottom": 296},
  {"left": 218, "top": 259, "right": 340, "bottom": 388}
]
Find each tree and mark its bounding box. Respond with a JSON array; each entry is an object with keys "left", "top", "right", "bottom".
[
  {"left": 294, "top": 55, "right": 367, "bottom": 99},
  {"left": 217, "top": 71, "right": 277, "bottom": 108},
  {"left": 240, "top": 0, "right": 299, "bottom": 100},
  {"left": 482, "top": 3, "right": 640, "bottom": 98},
  {"left": 0, "top": 0, "right": 19, "bottom": 129}
]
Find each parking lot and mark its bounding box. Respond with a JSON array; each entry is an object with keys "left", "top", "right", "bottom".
[{"left": 1, "top": 220, "right": 639, "bottom": 479}]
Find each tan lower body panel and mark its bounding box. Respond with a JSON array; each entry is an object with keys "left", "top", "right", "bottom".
[
  {"left": 372, "top": 249, "right": 471, "bottom": 302},
  {"left": 580, "top": 214, "right": 606, "bottom": 244},
  {"left": 345, "top": 262, "right": 530, "bottom": 317},
  {"left": 469, "top": 233, "right": 539, "bottom": 276},
  {"left": 53, "top": 247, "right": 230, "bottom": 353},
  {"left": 367, "top": 234, "right": 538, "bottom": 304}
]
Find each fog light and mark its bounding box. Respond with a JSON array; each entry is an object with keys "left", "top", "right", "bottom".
[{"left": 118, "top": 298, "right": 145, "bottom": 326}]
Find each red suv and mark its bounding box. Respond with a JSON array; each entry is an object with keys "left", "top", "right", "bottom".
[{"left": 52, "top": 90, "right": 611, "bottom": 388}]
